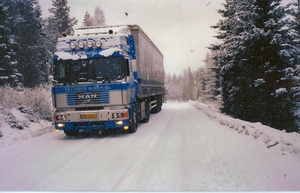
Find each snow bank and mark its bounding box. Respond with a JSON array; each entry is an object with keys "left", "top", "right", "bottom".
[
  {"left": 190, "top": 100, "right": 300, "bottom": 157},
  {"left": 0, "top": 106, "right": 52, "bottom": 148}
]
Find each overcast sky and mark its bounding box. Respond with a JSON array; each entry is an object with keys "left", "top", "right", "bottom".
[{"left": 39, "top": 0, "right": 291, "bottom": 75}]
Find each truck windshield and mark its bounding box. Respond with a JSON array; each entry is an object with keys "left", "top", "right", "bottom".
[{"left": 53, "top": 57, "right": 126, "bottom": 84}]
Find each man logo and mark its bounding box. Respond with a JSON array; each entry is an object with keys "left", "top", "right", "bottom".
[{"left": 78, "top": 94, "right": 98, "bottom": 99}]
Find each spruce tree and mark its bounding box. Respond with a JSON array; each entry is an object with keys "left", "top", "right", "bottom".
[
  {"left": 286, "top": 0, "right": 300, "bottom": 131},
  {"left": 47, "top": 0, "right": 78, "bottom": 36},
  {"left": 0, "top": 0, "right": 19, "bottom": 86},
  {"left": 201, "top": 53, "right": 222, "bottom": 105},
  {"left": 3, "top": 0, "right": 47, "bottom": 87},
  {"left": 211, "top": 0, "right": 297, "bottom": 131},
  {"left": 45, "top": 0, "right": 78, "bottom": 78}
]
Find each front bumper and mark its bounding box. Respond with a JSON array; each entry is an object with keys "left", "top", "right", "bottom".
[
  {"left": 54, "top": 119, "right": 130, "bottom": 131},
  {"left": 54, "top": 109, "right": 130, "bottom": 131}
]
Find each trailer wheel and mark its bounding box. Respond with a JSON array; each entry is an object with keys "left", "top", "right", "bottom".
[
  {"left": 64, "top": 130, "right": 79, "bottom": 137},
  {"left": 128, "top": 103, "right": 138, "bottom": 133},
  {"left": 151, "top": 95, "right": 162, "bottom": 113},
  {"left": 141, "top": 100, "right": 150, "bottom": 123}
]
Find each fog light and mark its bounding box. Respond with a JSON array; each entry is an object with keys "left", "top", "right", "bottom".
[
  {"left": 55, "top": 129, "right": 60, "bottom": 132},
  {"left": 115, "top": 121, "right": 123, "bottom": 125},
  {"left": 124, "top": 126, "right": 129, "bottom": 130},
  {"left": 57, "top": 123, "right": 65, "bottom": 128}
]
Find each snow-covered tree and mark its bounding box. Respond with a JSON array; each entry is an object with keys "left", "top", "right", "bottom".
[
  {"left": 210, "top": 0, "right": 297, "bottom": 131},
  {"left": 93, "top": 6, "right": 105, "bottom": 26},
  {"left": 286, "top": 0, "right": 300, "bottom": 131},
  {"left": 181, "top": 69, "right": 189, "bottom": 101},
  {"left": 4, "top": 0, "right": 48, "bottom": 87},
  {"left": 83, "top": 11, "right": 94, "bottom": 27},
  {"left": 0, "top": 0, "right": 21, "bottom": 87},
  {"left": 166, "top": 69, "right": 194, "bottom": 101},
  {"left": 197, "top": 52, "right": 222, "bottom": 108},
  {"left": 45, "top": 0, "right": 77, "bottom": 52},
  {"left": 165, "top": 73, "right": 182, "bottom": 101},
  {"left": 187, "top": 67, "right": 194, "bottom": 100},
  {"left": 47, "top": 0, "right": 78, "bottom": 36},
  {"left": 45, "top": 0, "right": 78, "bottom": 77}
]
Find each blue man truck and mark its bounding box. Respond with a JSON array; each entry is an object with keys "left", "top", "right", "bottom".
[{"left": 51, "top": 25, "right": 166, "bottom": 136}]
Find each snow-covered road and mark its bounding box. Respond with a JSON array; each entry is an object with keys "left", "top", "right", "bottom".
[{"left": 0, "top": 101, "right": 299, "bottom": 191}]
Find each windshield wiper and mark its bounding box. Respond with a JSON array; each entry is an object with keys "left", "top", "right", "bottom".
[
  {"left": 76, "top": 77, "right": 87, "bottom": 82},
  {"left": 96, "top": 77, "right": 111, "bottom": 83}
]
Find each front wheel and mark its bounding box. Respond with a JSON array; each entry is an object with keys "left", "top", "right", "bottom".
[{"left": 128, "top": 103, "right": 138, "bottom": 133}]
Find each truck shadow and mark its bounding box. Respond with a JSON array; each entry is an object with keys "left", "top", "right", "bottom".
[{"left": 63, "top": 129, "right": 129, "bottom": 140}]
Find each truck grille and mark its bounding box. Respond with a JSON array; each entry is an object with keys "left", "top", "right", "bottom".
[{"left": 67, "top": 91, "right": 109, "bottom": 105}]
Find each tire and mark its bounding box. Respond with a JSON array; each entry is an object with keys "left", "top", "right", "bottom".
[
  {"left": 64, "top": 130, "right": 79, "bottom": 137},
  {"left": 128, "top": 103, "right": 138, "bottom": 133},
  {"left": 141, "top": 100, "right": 150, "bottom": 123},
  {"left": 151, "top": 95, "right": 162, "bottom": 114}
]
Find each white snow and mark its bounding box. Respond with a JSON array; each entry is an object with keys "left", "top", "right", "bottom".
[
  {"left": 275, "top": 88, "right": 288, "bottom": 96},
  {"left": 99, "top": 48, "right": 123, "bottom": 57},
  {"left": 0, "top": 107, "right": 52, "bottom": 147},
  {"left": 55, "top": 51, "right": 82, "bottom": 60},
  {"left": 189, "top": 101, "right": 300, "bottom": 156},
  {"left": 0, "top": 101, "right": 299, "bottom": 191}
]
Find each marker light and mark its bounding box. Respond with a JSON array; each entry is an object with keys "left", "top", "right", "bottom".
[
  {"left": 87, "top": 41, "right": 93, "bottom": 48},
  {"left": 95, "top": 40, "right": 102, "bottom": 48},
  {"left": 69, "top": 42, "right": 76, "bottom": 50},
  {"left": 78, "top": 41, "right": 85, "bottom": 49}
]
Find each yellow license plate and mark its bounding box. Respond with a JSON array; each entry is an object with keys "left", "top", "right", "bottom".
[{"left": 81, "top": 114, "right": 98, "bottom": 119}]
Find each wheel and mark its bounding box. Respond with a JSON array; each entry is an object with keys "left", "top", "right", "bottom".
[
  {"left": 151, "top": 95, "right": 162, "bottom": 114},
  {"left": 64, "top": 130, "right": 79, "bottom": 137},
  {"left": 128, "top": 103, "right": 138, "bottom": 133},
  {"left": 141, "top": 100, "right": 150, "bottom": 123}
]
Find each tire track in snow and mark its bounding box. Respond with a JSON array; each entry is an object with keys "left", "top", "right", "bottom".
[{"left": 112, "top": 104, "right": 174, "bottom": 190}]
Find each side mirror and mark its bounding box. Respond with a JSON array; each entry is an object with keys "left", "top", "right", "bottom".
[
  {"left": 48, "top": 75, "right": 53, "bottom": 84},
  {"left": 48, "top": 75, "right": 57, "bottom": 84}
]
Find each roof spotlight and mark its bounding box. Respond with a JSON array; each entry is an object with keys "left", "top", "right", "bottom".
[
  {"left": 95, "top": 40, "right": 102, "bottom": 48},
  {"left": 87, "top": 41, "right": 93, "bottom": 48},
  {"left": 69, "top": 42, "right": 76, "bottom": 50},
  {"left": 78, "top": 41, "right": 85, "bottom": 49}
]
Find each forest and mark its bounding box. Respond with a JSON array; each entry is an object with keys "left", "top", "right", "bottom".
[
  {"left": 166, "top": 0, "right": 300, "bottom": 133},
  {"left": 1, "top": 0, "right": 300, "bottom": 132}
]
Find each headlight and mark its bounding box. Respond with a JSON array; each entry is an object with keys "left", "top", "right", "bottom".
[
  {"left": 95, "top": 40, "right": 102, "bottom": 48},
  {"left": 57, "top": 123, "right": 65, "bottom": 128},
  {"left": 115, "top": 121, "right": 123, "bottom": 125},
  {"left": 78, "top": 41, "right": 85, "bottom": 49},
  {"left": 69, "top": 42, "right": 76, "bottom": 50},
  {"left": 87, "top": 40, "right": 93, "bottom": 48}
]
